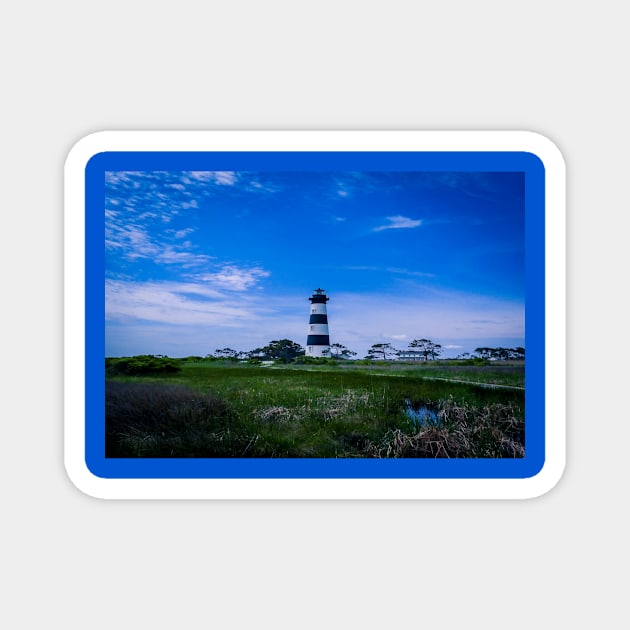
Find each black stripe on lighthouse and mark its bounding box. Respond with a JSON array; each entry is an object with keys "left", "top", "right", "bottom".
[
  {"left": 307, "top": 334, "right": 330, "bottom": 345},
  {"left": 309, "top": 314, "right": 328, "bottom": 324}
]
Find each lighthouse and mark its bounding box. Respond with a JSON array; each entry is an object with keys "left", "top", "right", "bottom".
[{"left": 306, "top": 288, "right": 331, "bottom": 357}]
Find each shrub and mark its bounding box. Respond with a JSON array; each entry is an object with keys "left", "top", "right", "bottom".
[{"left": 105, "top": 355, "right": 182, "bottom": 376}]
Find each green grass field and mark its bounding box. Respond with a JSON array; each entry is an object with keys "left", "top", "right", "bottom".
[{"left": 105, "top": 360, "right": 525, "bottom": 459}]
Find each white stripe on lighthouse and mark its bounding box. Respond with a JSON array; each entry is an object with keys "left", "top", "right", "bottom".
[
  {"left": 310, "top": 304, "right": 327, "bottom": 315},
  {"left": 308, "top": 324, "right": 329, "bottom": 335}
]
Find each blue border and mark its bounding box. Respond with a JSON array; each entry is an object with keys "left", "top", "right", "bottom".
[{"left": 85, "top": 151, "right": 545, "bottom": 479}]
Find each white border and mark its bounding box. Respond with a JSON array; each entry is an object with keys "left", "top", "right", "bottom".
[{"left": 64, "top": 131, "right": 565, "bottom": 500}]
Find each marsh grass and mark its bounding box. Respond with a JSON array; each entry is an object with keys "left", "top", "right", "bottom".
[
  {"left": 105, "top": 363, "right": 524, "bottom": 458},
  {"left": 366, "top": 398, "right": 524, "bottom": 458},
  {"left": 105, "top": 381, "right": 245, "bottom": 457},
  {"left": 290, "top": 361, "right": 525, "bottom": 388}
]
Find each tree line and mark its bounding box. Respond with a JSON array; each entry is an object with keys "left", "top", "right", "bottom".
[
  {"left": 462, "top": 346, "right": 525, "bottom": 360},
  {"left": 210, "top": 340, "right": 356, "bottom": 363},
  {"left": 208, "top": 339, "right": 525, "bottom": 363}
]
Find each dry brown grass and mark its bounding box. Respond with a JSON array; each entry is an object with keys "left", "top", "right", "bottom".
[{"left": 365, "top": 398, "right": 524, "bottom": 458}]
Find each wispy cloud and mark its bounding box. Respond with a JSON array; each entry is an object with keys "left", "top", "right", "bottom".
[
  {"left": 373, "top": 215, "right": 422, "bottom": 232},
  {"left": 105, "top": 170, "right": 279, "bottom": 222},
  {"left": 154, "top": 246, "right": 213, "bottom": 268},
  {"left": 386, "top": 267, "right": 435, "bottom": 279},
  {"left": 181, "top": 171, "right": 239, "bottom": 186},
  {"left": 328, "top": 172, "right": 394, "bottom": 201},
  {"left": 104, "top": 171, "right": 257, "bottom": 271},
  {"left": 105, "top": 215, "right": 211, "bottom": 267},
  {"left": 343, "top": 265, "right": 434, "bottom": 280},
  {"left": 331, "top": 173, "right": 367, "bottom": 199},
  {"left": 106, "top": 275, "right": 274, "bottom": 327},
  {"left": 196, "top": 265, "right": 270, "bottom": 291},
  {"left": 169, "top": 227, "right": 196, "bottom": 239}
]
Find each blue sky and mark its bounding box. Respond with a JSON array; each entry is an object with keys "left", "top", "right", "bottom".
[{"left": 105, "top": 169, "right": 525, "bottom": 358}]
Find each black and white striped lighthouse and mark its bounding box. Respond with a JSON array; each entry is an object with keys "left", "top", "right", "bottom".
[{"left": 306, "top": 288, "right": 331, "bottom": 357}]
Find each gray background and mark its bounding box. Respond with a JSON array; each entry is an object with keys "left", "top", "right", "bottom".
[{"left": 1, "top": 1, "right": 626, "bottom": 627}]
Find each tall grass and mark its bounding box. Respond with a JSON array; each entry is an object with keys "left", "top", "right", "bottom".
[
  {"left": 284, "top": 361, "right": 525, "bottom": 388},
  {"left": 105, "top": 382, "right": 245, "bottom": 457},
  {"left": 106, "top": 364, "right": 524, "bottom": 458},
  {"left": 365, "top": 398, "right": 524, "bottom": 458}
]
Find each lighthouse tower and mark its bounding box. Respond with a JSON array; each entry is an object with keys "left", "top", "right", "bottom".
[{"left": 306, "top": 288, "right": 331, "bottom": 357}]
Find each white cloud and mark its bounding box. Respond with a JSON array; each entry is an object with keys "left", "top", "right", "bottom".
[
  {"left": 154, "top": 246, "right": 213, "bottom": 267},
  {"left": 106, "top": 224, "right": 160, "bottom": 259},
  {"left": 373, "top": 215, "right": 422, "bottom": 232},
  {"left": 246, "top": 179, "right": 282, "bottom": 194},
  {"left": 185, "top": 171, "right": 239, "bottom": 186},
  {"left": 198, "top": 265, "right": 271, "bottom": 291},
  {"left": 106, "top": 261, "right": 272, "bottom": 332},
  {"left": 171, "top": 227, "right": 196, "bottom": 239},
  {"left": 106, "top": 279, "right": 270, "bottom": 327},
  {"left": 386, "top": 267, "right": 435, "bottom": 278},
  {"left": 105, "top": 217, "right": 212, "bottom": 267},
  {"left": 330, "top": 173, "right": 383, "bottom": 201}
]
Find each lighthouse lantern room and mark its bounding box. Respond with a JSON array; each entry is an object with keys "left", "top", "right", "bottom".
[{"left": 306, "top": 288, "right": 331, "bottom": 357}]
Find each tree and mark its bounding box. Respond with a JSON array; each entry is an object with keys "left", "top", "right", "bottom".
[
  {"left": 473, "top": 346, "right": 525, "bottom": 361},
  {"left": 257, "top": 339, "right": 305, "bottom": 363},
  {"left": 324, "top": 343, "right": 357, "bottom": 360},
  {"left": 474, "top": 347, "right": 493, "bottom": 360},
  {"left": 246, "top": 347, "right": 266, "bottom": 360},
  {"left": 409, "top": 338, "right": 442, "bottom": 360},
  {"left": 213, "top": 347, "right": 239, "bottom": 359},
  {"left": 365, "top": 343, "right": 398, "bottom": 361}
]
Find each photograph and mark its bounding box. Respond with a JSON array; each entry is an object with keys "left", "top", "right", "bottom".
[{"left": 102, "top": 166, "right": 527, "bottom": 461}]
